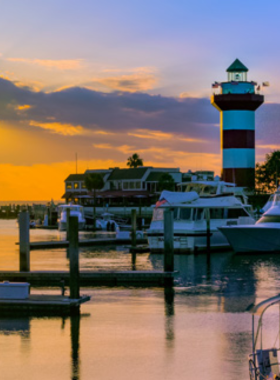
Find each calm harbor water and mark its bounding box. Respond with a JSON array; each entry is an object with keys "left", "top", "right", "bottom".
[{"left": 0, "top": 220, "right": 280, "bottom": 379}]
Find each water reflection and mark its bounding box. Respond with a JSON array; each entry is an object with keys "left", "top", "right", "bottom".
[
  {"left": 0, "top": 316, "right": 30, "bottom": 337},
  {"left": 70, "top": 314, "right": 80, "bottom": 380},
  {"left": 0, "top": 313, "right": 82, "bottom": 380},
  {"left": 164, "top": 287, "right": 175, "bottom": 346}
]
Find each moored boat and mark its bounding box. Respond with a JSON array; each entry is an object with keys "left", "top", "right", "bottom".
[
  {"left": 147, "top": 190, "right": 255, "bottom": 253},
  {"left": 58, "top": 204, "right": 86, "bottom": 231},
  {"left": 219, "top": 206, "right": 280, "bottom": 253}
]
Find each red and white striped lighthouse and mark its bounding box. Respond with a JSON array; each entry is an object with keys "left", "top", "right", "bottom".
[{"left": 211, "top": 59, "right": 264, "bottom": 188}]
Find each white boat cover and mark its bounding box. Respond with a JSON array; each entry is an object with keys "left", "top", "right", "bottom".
[{"left": 158, "top": 191, "right": 199, "bottom": 205}]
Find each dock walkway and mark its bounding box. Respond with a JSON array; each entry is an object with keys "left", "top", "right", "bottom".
[
  {"left": 0, "top": 270, "right": 174, "bottom": 287},
  {"left": 24, "top": 238, "right": 148, "bottom": 250},
  {"left": 0, "top": 294, "right": 90, "bottom": 315}
]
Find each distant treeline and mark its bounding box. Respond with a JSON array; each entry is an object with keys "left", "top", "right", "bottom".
[{"left": 0, "top": 204, "right": 47, "bottom": 219}]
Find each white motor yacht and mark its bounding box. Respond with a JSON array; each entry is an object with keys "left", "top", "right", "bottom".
[
  {"left": 58, "top": 204, "right": 86, "bottom": 231},
  {"left": 261, "top": 186, "right": 280, "bottom": 213},
  {"left": 219, "top": 205, "right": 280, "bottom": 253},
  {"left": 147, "top": 190, "right": 255, "bottom": 253}
]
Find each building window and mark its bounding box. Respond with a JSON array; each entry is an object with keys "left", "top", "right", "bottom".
[
  {"left": 66, "top": 182, "right": 72, "bottom": 189},
  {"left": 74, "top": 182, "right": 80, "bottom": 189},
  {"left": 81, "top": 182, "right": 86, "bottom": 189},
  {"left": 123, "top": 182, "right": 129, "bottom": 190},
  {"left": 130, "top": 182, "right": 135, "bottom": 189},
  {"left": 135, "top": 181, "right": 141, "bottom": 189}
]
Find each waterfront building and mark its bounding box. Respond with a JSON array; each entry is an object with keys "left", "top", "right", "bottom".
[
  {"left": 63, "top": 166, "right": 182, "bottom": 206},
  {"left": 211, "top": 59, "right": 264, "bottom": 188}
]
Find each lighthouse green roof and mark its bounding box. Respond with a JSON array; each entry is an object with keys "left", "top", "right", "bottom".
[{"left": 226, "top": 59, "right": 248, "bottom": 73}]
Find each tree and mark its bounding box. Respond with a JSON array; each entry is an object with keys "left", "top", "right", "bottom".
[
  {"left": 158, "top": 173, "right": 175, "bottom": 192},
  {"left": 255, "top": 150, "right": 280, "bottom": 193},
  {"left": 85, "top": 173, "right": 104, "bottom": 229},
  {"left": 126, "top": 153, "right": 143, "bottom": 168}
]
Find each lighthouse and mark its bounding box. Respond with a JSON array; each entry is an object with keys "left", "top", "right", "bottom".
[{"left": 211, "top": 59, "right": 264, "bottom": 188}]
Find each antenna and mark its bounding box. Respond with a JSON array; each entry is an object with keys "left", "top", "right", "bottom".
[{"left": 76, "top": 153, "right": 78, "bottom": 174}]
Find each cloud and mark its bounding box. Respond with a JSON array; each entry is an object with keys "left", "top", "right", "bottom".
[
  {"left": 0, "top": 75, "right": 278, "bottom": 169},
  {"left": 6, "top": 58, "right": 83, "bottom": 70},
  {"left": 29, "top": 121, "right": 85, "bottom": 136},
  {"left": 91, "top": 67, "right": 158, "bottom": 92},
  {"left": 17, "top": 104, "right": 32, "bottom": 111}
]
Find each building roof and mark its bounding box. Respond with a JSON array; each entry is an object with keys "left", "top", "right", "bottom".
[
  {"left": 107, "top": 167, "right": 148, "bottom": 181},
  {"left": 146, "top": 172, "right": 166, "bottom": 181},
  {"left": 65, "top": 174, "right": 86, "bottom": 181},
  {"left": 226, "top": 59, "right": 248, "bottom": 73}
]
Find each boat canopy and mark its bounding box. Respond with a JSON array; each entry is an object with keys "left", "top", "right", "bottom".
[
  {"left": 159, "top": 191, "right": 199, "bottom": 205},
  {"left": 250, "top": 294, "right": 280, "bottom": 316}
]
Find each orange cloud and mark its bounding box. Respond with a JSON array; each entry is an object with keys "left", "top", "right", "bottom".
[
  {"left": 93, "top": 67, "right": 158, "bottom": 92},
  {"left": 128, "top": 129, "right": 172, "bottom": 140},
  {"left": 6, "top": 58, "right": 83, "bottom": 70},
  {"left": 29, "top": 121, "right": 85, "bottom": 136},
  {"left": 17, "top": 104, "right": 32, "bottom": 111},
  {"left": 257, "top": 144, "right": 280, "bottom": 150}
]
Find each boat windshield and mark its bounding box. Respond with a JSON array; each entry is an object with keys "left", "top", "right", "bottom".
[
  {"left": 256, "top": 215, "right": 280, "bottom": 224},
  {"left": 59, "top": 206, "right": 83, "bottom": 213}
]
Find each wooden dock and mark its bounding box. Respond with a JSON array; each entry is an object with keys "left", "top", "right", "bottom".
[
  {"left": 22, "top": 238, "right": 148, "bottom": 250},
  {"left": 0, "top": 270, "right": 174, "bottom": 287},
  {"left": 0, "top": 294, "right": 90, "bottom": 315}
]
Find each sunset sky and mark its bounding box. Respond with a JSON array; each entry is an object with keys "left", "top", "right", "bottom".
[{"left": 1, "top": 0, "right": 280, "bottom": 200}]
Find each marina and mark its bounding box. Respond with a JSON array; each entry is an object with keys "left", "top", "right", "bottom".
[{"left": 1, "top": 218, "right": 280, "bottom": 379}]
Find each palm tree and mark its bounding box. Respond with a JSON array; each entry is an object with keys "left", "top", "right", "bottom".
[
  {"left": 127, "top": 153, "right": 144, "bottom": 168},
  {"left": 85, "top": 173, "right": 104, "bottom": 230}
]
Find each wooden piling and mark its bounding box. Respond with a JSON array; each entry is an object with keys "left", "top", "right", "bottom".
[
  {"left": 19, "top": 210, "right": 30, "bottom": 272},
  {"left": 131, "top": 209, "right": 137, "bottom": 247},
  {"left": 205, "top": 208, "right": 211, "bottom": 255},
  {"left": 69, "top": 216, "right": 80, "bottom": 299},
  {"left": 164, "top": 208, "right": 174, "bottom": 273},
  {"left": 66, "top": 208, "right": 70, "bottom": 241}
]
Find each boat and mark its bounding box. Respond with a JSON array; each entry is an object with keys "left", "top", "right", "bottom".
[
  {"left": 178, "top": 180, "right": 251, "bottom": 208},
  {"left": 147, "top": 190, "right": 255, "bottom": 253},
  {"left": 261, "top": 186, "right": 280, "bottom": 213},
  {"left": 219, "top": 205, "right": 280, "bottom": 253},
  {"left": 249, "top": 295, "right": 280, "bottom": 380},
  {"left": 57, "top": 204, "right": 86, "bottom": 231}
]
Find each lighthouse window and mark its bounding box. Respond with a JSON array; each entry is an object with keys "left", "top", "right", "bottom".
[{"left": 235, "top": 73, "right": 240, "bottom": 80}]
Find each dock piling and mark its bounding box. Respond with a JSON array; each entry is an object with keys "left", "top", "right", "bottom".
[
  {"left": 66, "top": 208, "right": 70, "bottom": 241},
  {"left": 69, "top": 216, "right": 80, "bottom": 299},
  {"left": 164, "top": 208, "right": 174, "bottom": 273},
  {"left": 19, "top": 210, "right": 30, "bottom": 272},
  {"left": 205, "top": 208, "right": 211, "bottom": 258},
  {"left": 131, "top": 209, "right": 137, "bottom": 269},
  {"left": 131, "top": 209, "right": 137, "bottom": 247}
]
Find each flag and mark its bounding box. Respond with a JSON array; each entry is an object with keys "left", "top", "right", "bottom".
[
  {"left": 231, "top": 81, "right": 239, "bottom": 85},
  {"left": 262, "top": 81, "right": 270, "bottom": 87},
  {"left": 256, "top": 85, "right": 261, "bottom": 91},
  {"left": 155, "top": 199, "right": 167, "bottom": 208}
]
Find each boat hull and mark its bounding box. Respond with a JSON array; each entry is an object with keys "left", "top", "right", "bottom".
[{"left": 219, "top": 226, "right": 280, "bottom": 253}]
